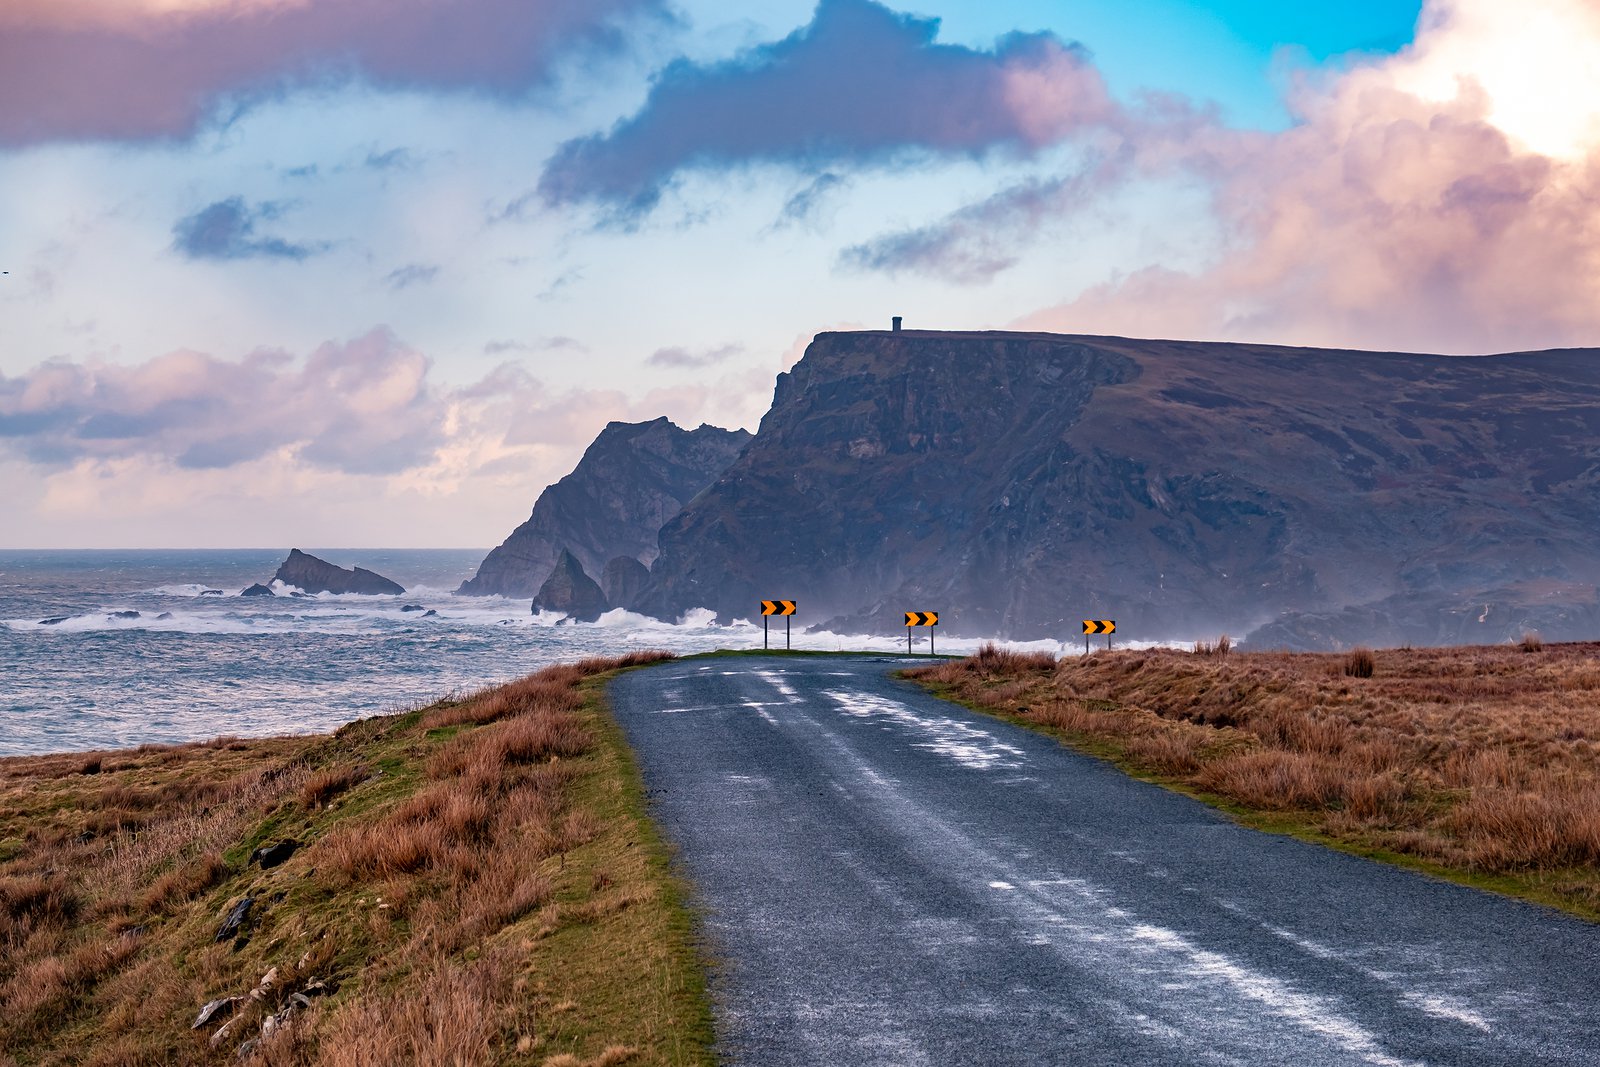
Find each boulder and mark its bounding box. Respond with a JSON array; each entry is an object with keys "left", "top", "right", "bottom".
[
  {"left": 193, "top": 996, "right": 239, "bottom": 1030},
  {"left": 215, "top": 896, "right": 254, "bottom": 942},
  {"left": 240, "top": 584, "right": 275, "bottom": 597},
  {"left": 250, "top": 840, "right": 299, "bottom": 869},
  {"left": 530, "top": 549, "right": 609, "bottom": 622},
  {"left": 271, "top": 549, "right": 404, "bottom": 596},
  {"left": 200, "top": 589, "right": 224, "bottom": 596},
  {"left": 38, "top": 616, "right": 70, "bottom": 625},
  {"left": 156, "top": 612, "right": 174, "bottom": 620},
  {"left": 108, "top": 610, "right": 141, "bottom": 620},
  {"left": 600, "top": 556, "right": 651, "bottom": 611},
  {"left": 400, "top": 604, "right": 426, "bottom": 612}
]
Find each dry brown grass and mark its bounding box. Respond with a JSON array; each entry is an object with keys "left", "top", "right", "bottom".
[
  {"left": 911, "top": 641, "right": 1600, "bottom": 915},
  {"left": 0, "top": 648, "right": 704, "bottom": 1066}
]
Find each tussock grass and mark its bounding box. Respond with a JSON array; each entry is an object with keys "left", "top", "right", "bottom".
[
  {"left": 910, "top": 641, "right": 1600, "bottom": 918},
  {"left": 0, "top": 649, "right": 711, "bottom": 1065}
]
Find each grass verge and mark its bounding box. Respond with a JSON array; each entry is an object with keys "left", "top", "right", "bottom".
[
  {"left": 0, "top": 652, "right": 713, "bottom": 1067},
  {"left": 907, "top": 642, "right": 1600, "bottom": 921}
]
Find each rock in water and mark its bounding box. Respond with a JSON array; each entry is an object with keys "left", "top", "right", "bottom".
[
  {"left": 600, "top": 556, "right": 650, "bottom": 611},
  {"left": 457, "top": 417, "right": 751, "bottom": 598},
  {"left": 531, "top": 549, "right": 609, "bottom": 622},
  {"left": 240, "top": 584, "right": 275, "bottom": 597},
  {"left": 271, "top": 549, "right": 404, "bottom": 595}
]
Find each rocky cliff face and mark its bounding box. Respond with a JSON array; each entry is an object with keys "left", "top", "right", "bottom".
[
  {"left": 600, "top": 556, "right": 650, "bottom": 611},
  {"left": 273, "top": 549, "right": 404, "bottom": 595},
  {"left": 458, "top": 417, "right": 751, "bottom": 598},
  {"left": 530, "top": 549, "right": 609, "bottom": 622},
  {"left": 635, "top": 330, "right": 1600, "bottom": 649}
]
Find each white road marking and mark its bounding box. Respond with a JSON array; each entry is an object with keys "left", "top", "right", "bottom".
[
  {"left": 821, "top": 689, "right": 1027, "bottom": 770},
  {"left": 794, "top": 714, "right": 1427, "bottom": 1065},
  {"left": 756, "top": 669, "right": 802, "bottom": 701}
]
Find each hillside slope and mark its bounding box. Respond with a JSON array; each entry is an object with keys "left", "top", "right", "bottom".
[{"left": 635, "top": 331, "right": 1600, "bottom": 648}]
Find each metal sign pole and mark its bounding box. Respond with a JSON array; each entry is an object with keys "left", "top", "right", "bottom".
[
  {"left": 764, "top": 615, "right": 769, "bottom": 650},
  {"left": 786, "top": 614, "right": 791, "bottom": 651}
]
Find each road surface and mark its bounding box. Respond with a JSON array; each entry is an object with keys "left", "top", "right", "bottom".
[{"left": 608, "top": 654, "right": 1600, "bottom": 1066}]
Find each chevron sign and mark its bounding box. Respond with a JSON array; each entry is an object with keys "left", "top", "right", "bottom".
[
  {"left": 761, "top": 600, "right": 797, "bottom": 616},
  {"left": 1082, "top": 619, "right": 1116, "bottom": 634},
  {"left": 904, "top": 611, "right": 939, "bottom": 626}
]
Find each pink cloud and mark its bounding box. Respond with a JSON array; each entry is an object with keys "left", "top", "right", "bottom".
[
  {"left": 0, "top": 0, "right": 663, "bottom": 144},
  {"left": 845, "top": 0, "right": 1600, "bottom": 353}
]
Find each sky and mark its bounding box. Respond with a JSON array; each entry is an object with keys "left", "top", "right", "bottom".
[{"left": 2, "top": 0, "right": 1598, "bottom": 548}]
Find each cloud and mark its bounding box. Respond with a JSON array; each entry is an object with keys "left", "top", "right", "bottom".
[
  {"left": 536, "top": 0, "right": 1116, "bottom": 218},
  {"left": 482, "top": 336, "right": 587, "bottom": 355},
  {"left": 365, "top": 146, "right": 417, "bottom": 171},
  {"left": 383, "top": 263, "right": 439, "bottom": 290},
  {"left": 1025, "top": 0, "right": 1600, "bottom": 351},
  {"left": 829, "top": 0, "right": 1600, "bottom": 352},
  {"left": 0, "top": 327, "right": 762, "bottom": 496},
  {"left": 646, "top": 343, "right": 742, "bottom": 368},
  {"left": 171, "top": 197, "right": 324, "bottom": 261},
  {"left": 0, "top": 0, "right": 665, "bottom": 144},
  {"left": 777, "top": 172, "right": 847, "bottom": 227},
  {"left": 839, "top": 160, "right": 1131, "bottom": 282}
]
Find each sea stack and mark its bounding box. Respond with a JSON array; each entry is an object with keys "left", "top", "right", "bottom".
[
  {"left": 271, "top": 549, "right": 404, "bottom": 595},
  {"left": 530, "top": 549, "right": 609, "bottom": 622}
]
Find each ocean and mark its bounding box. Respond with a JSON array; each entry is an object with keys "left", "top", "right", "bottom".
[{"left": 0, "top": 549, "right": 1038, "bottom": 756}]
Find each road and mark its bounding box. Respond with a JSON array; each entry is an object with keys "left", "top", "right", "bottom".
[{"left": 607, "top": 654, "right": 1600, "bottom": 1066}]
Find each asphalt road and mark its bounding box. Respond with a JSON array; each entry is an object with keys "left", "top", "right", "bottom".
[{"left": 608, "top": 654, "right": 1600, "bottom": 1066}]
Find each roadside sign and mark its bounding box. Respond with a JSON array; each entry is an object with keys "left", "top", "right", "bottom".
[
  {"left": 1083, "top": 619, "right": 1116, "bottom": 652},
  {"left": 761, "top": 601, "right": 796, "bottom": 650},
  {"left": 905, "top": 611, "right": 939, "bottom": 656}
]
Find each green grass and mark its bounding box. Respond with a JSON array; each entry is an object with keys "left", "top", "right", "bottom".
[{"left": 0, "top": 653, "right": 715, "bottom": 1066}]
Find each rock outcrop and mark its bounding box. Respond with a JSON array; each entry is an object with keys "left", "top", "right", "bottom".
[
  {"left": 457, "top": 417, "right": 751, "bottom": 598},
  {"left": 634, "top": 330, "right": 1600, "bottom": 649},
  {"left": 600, "top": 556, "right": 651, "bottom": 612},
  {"left": 240, "top": 584, "right": 275, "bottom": 597},
  {"left": 272, "top": 549, "right": 404, "bottom": 596},
  {"left": 530, "top": 549, "right": 610, "bottom": 622}
]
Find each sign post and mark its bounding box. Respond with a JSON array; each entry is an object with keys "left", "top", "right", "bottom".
[
  {"left": 760, "top": 600, "right": 797, "bottom": 650},
  {"left": 905, "top": 611, "right": 939, "bottom": 656},
  {"left": 1082, "top": 619, "right": 1116, "bottom": 652}
]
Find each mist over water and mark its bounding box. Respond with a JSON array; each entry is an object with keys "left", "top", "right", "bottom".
[{"left": 0, "top": 550, "right": 1091, "bottom": 756}]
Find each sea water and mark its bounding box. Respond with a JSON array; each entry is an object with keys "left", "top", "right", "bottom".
[{"left": 0, "top": 549, "right": 1067, "bottom": 756}]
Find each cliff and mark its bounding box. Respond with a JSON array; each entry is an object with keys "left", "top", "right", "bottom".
[
  {"left": 272, "top": 549, "right": 404, "bottom": 596},
  {"left": 457, "top": 417, "right": 751, "bottom": 598},
  {"left": 634, "top": 330, "right": 1600, "bottom": 649}
]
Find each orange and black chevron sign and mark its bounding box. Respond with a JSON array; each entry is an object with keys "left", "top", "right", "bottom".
[
  {"left": 760, "top": 600, "right": 797, "bottom": 616},
  {"left": 1082, "top": 619, "right": 1116, "bottom": 634},
  {"left": 905, "top": 611, "right": 939, "bottom": 627}
]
